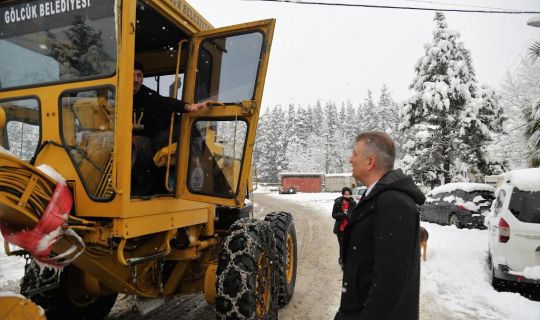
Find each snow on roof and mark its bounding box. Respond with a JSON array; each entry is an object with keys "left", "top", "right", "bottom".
[
  {"left": 279, "top": 172, "right": 324, "bottom": 177},
  {"left": 503, "top": 168, "right": 540, "bottom": 192},
  {"left": 325, "top": 173, "right": 354, "bottom": 177},
  {"left": 427, "top": 182, "right": 495, "bottom": 196}
]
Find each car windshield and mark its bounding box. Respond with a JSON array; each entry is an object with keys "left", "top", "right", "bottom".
[
  {"left": 0, "top": 0, "right": 116, "bottom": 89},
  {"left": 508, "top": 189, "right": 540, "bottom": 223}
]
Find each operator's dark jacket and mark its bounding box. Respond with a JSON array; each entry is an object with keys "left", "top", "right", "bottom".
[
  {"left": 133, "top": 85, "right": 188, "bottom": 151},
  {"left": 131, "top": 85, "right": 188, "bottom": 195},
  {"left": 336, "top": 169, "right": 425, "bottom": 320},
  {"left": 332, "top": 196, "right": 357, "bottom": 234}
]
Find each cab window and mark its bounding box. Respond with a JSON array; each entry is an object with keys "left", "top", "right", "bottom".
[
  {"left": 0, "top": 98, "right": 40, "bottom": 161},
  {"left": 196, "top": 32, "right": 264, "bottom": 102},
  {"left": 60, "top": 87, "right": 115, "bottom": 200},
  {"left": 0, "top": 0, "right": 116, "bottom": 89},
  {"left": 187, "top": 119, "right": 248, "bottom": 198}
]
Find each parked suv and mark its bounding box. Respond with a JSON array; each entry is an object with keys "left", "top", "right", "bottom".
[
  {"left": 420, "top": 183, "right": 495, "bottom": 229},
  {"left": 486, "top": 168, "right": 540, "bottom": 293}
]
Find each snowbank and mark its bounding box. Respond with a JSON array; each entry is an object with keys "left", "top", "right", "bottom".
[
  {"left": 0, "top": 237, "right": 25, "bottom": 288},
  {"left": 420, "top": 223, "right": 539, "bottom": 319}
]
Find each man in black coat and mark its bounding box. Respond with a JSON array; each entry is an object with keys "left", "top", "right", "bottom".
[
  {"left": 133, "top": 61, "right": 210, "bottom": 147},
  {"left": 131, "top": 62, "right": 210, "bottom": 195},
  {"left": 335, "top": 131, "right": 425, "bottom": 320}
]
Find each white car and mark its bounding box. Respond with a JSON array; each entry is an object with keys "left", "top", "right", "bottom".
[
  {"left": 352, "top": 186, "right": 367, "bottom": 202},
  {"left": 486, "top": 168, "right": 540, "bottom": 292}
]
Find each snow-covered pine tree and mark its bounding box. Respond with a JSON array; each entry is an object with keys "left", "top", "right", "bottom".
[
  {"left": 304, "top": 104, "right": 314, "bottom": 136},
  {"left": 324, "top": 101, "right": 340, "bottom": 173},
  {"left": 362, "top": 90, "right": 376, "bottom": 132},
  {"left": 375, "top": 84, "right": 405, "bottom": 159},
  {"left": 47, "top": 15, "right": 107, "bottom": 78},
  {"left": 355, "top": 101, "right": 366, "bottom": 134},
  {"left": 338, "top": 103, "right": 347, "bottom": 128},
  {"left": 377, "top": 84, "right": 400, "bottom": 136},
  {"left": 344, "top": 100, "right": 357, "bottom": 138},
  {"left": 524, "top": 97, "right": 540, "bottom": 166},
  {"left": 254, "top": 106, "right": 288, "bottom": 182},
  {"left": 312, "top": 100, "right": 325, "bottom": 137},
  {"left": 499, "top": 57, "right": 540, "bottom": 167},
  {"left": 284, "top": 104, "right": 303, "bottom": 171},
  {"left": 399, "top": 12, "right": 504, "bottom": 187},
  {"left": 523, "top": 41, "right": 540, "bottom": 166},
  {"left": 254, "top": 109, "right": 270, "bottom": 181},
  {"left": 295, "top": 106, "right": 310, "bottom": 150}
]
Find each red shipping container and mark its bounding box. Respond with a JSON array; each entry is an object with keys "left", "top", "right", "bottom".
[{"left": 281, "top": 174, "right": 323, "bottom": 193}]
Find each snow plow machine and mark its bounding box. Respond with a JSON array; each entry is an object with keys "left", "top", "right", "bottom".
[{"left": 0, "top": 0, "right": 297, "bottom": 319}]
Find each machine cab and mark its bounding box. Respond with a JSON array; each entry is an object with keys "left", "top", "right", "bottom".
[
  {"left": 0, "top": 0, "right": 274, "bottom": 217},
  {"left": 130, "top": 2, "right": 274, "bottom": 207}
]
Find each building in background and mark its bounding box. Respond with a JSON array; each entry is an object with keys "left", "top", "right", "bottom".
[
  {"left": 324, "top": 173, "right": 356, "bottom": 192},
  {"left": 278, "top": 172, "right": 359, "bottom": 193},
  {"left": 279, "top": 173, "right": 324, "bottom": 193}
]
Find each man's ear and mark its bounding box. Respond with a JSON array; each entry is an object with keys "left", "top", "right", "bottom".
[{"left": 367, "top": 157, "right": 376, "bottom": 170}]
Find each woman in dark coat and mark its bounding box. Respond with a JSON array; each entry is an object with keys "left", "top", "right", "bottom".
[{"left": 332, "top": 187, "right": 356, "bottom": 265}]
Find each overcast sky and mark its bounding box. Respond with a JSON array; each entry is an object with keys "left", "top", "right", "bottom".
[{"left": 189, "top": 0, "right": 540, "bottom": 111}]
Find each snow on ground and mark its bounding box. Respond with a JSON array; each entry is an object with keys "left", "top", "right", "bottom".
[
  {"left": 0, "top": 237, "right": 25, "bottom": 289},
  {"left": 258, "top": 190, "right": 540, "bottom": 320},
  {"left": 262, "top": 190, "right": 340, "bottom": 213},
  {"left": 0, "top": 191, "right": 538, "bottom": 320},
  {"left": 420, "top": 223, "right": 538, "bottom": 320}
]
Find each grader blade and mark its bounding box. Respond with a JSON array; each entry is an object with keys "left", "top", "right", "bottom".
[{"left": 0, "top": 295, "right": 46, "bottom": 320}]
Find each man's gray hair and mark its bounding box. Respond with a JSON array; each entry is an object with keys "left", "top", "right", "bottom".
[{"left": 355, "top": 131, "right": 395, "bottom": 172}]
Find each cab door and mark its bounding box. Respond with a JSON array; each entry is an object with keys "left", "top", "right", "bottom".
[{"left": 176, "top": 19, "right": 275, "bottom": 206}]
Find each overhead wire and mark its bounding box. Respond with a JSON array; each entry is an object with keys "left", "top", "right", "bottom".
[
  {"left": 399, "top": 0, "right": 518, "bottom": 11},
  {"left": 245, "top": 0, "right": 540, "bottom": 14}
]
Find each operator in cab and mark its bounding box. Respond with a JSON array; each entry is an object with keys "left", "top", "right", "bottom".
[{"left": 131, "top": 62, "right": 210, "bottom": 196}]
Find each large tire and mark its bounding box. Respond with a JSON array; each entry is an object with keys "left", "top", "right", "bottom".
[
  {"left": 21, "top": 261, "right": 117, "bottom": 320},
  {"left": 265, "top": 211, "right": 297, "bottom": 307},
  {"left": 216, "top": 218, "right": 279, "bottom": 320}
]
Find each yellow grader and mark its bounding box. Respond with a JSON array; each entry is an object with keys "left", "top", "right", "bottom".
[{"left": 0, "top": 0, "right": 297, "bottom": 319}]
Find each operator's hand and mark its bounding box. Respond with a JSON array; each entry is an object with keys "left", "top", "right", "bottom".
[{"left": 185, "top": 100, "right": 212, "bottom": 112}]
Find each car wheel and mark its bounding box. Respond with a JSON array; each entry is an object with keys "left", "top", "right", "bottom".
[{"left": 449, "top": 214, "right": 461, "bottom": 228}]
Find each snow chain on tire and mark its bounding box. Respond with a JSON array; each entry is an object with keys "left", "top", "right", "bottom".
[
  {"left": 216, "top": 218, "right": 279, "bottom": 320},
  {"left": 264, "top": 211, "right": 297, "bottom": 307}
]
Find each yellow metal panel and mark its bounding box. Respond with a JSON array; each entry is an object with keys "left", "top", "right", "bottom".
[
  {"left": 151, "top": 0, "right": 213, "bottom": 33},
  {"left": 0, "top": 296, "right": 46, "bottom": 320},
  {"left": 115, "top": 0, "right": 137, "bottom": 203},
  {"left": 113, "top": 207, "right": 209, "bottom": 238}
]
